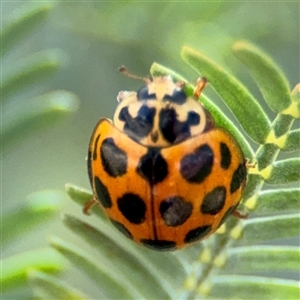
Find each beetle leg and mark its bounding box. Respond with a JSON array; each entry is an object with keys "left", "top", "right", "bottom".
[
  {"left": 83, "top": 198, "right": 99, "bottom": 215},
  {"left": 193, "top": 77, "right": 208, "bottom": 99},
  {"left": 232, "top": 209, "right": 248, "bottom": 219},
  {"left": 245, "top": 158, "right": 257, "bottom": 169}
]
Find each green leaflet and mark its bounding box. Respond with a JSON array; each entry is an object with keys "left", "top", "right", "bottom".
[
  {"left": 2, "top": 248, "right": 66, "bottom": 293},
  {"left": 253, "top": 114, "right": 295, "bottom": 171},
  {"left": 64, "top": 183, "right": 106, "bottom": 219},
  {"left": 255, "top": 143, "right": 280, "bottom": 171},
  {"left": 181, "top": 46, "right": 271, "bottom": 144},
  {"left": 2, "top": 3, "right": 79, "bottom": 149},
  {"left": 1, "top": 2, "right": 55, "bottom": 55},
  {"left": 289, "top": 84, "right": 300, "bottom": 119},
  {"left": 254, "top": 188, "right": 300, "bottom": 215},
  {"left": 225, "top": 246, "right": 300, "bottom": 273},
  {"left": 264, "top": 158, "right": 300, "bottom": 184},
  {"left": 238, "top": 213, "right": 300, "bottom": 246},
  {"left": 210, "top": 276, "right": 300, "bottom": 299},
  {"left": 65, "top": 183, "right": 93, "bottom": 205},
  {"left": 2, "top": 190, "right": 65, "bottom": 246},
  {"left": 283, "top": 129, "right": 300, "bottom": 152},
  {"left": 28, "top": 271, "right": 89, "bottom": 300},
  {"left": 1, "top": 49, "right": 67, "bottom": 100},
  {"left": 232, "top": 41, "right": 292, "bottom": 113},
  {"left": 2, "top": 91, "right": 79, "bottom": 146},
  {"left": 49, "top": 236, "right": 144, "bottom": 300},
  {"left": 62, "top": 214, "right": 174, "bottom": 299}
]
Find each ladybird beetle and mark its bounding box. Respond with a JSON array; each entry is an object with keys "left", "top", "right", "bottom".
[{"left": 86, "top": 67, "right": 247, "bottom": 251}]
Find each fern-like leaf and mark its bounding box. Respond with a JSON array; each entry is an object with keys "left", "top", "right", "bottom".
[{"left": 2, "top": 3, "right": 79, "bottom": 299}]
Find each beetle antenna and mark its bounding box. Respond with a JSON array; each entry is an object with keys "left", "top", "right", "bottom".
[
  {"left": 193, "top": 77, "right": 208, "bottom": 99},
  {"left": 119, "top": 66, "right": 151, "bottom": 84}
]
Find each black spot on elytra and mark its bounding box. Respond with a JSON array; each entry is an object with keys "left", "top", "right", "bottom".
[
  {"left": 137, "top": 148, "right": 168, "bottom": 184},
  {"left": 201, "top": 186, "right": 226, "bottom": 215},
  {"left": 159, "top": 108, "right": 200, "bottom": 144},
  {"left": 163, "top": 88, "right": 187, "bottom": 104},
  {"left": 220, "top": 142, "right": 231, "bottom": 169},
  {"left": 94, "top": 176, "right": 112, "bottom": 208},
  {"left": 137, "top": 86, "right": 156, "bottom": 101},
  {"left": 119, "top": 105, "right": 156, "bottom": 141},
  {"left": 141, "top": 239, "right": 177, "bottom": 251},
  {"left": 230, "top": 163, "right": 247, "bottom": 194},
  {"left": 93, "top": 134, "right": 100, "bottom": 160},
  {"left": 180, "top": 144, "right": 214, "bottom": 183},
  {"left": 184, "top": 225, "right": 212, "bottom": 244},
  {"left": 87, "top": 150, "right": 93, "bottom": 187},
  {"left": 110, "top": 219, "right": 133, "bottom": 240},
  {"left": 117, "top": 193, "right": 146, "bottom": 224},
  {"left": 160, "top": 196, "right": 193, "bottom": 227},
  {"left": 100, "top": 138, "right": 127, "bottom": 177},
  {"left": 218, "top": 203, "right": 239, "bottom": 227}
]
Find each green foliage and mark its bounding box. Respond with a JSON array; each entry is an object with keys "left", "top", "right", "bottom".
[
  {"left": 2, "top": 192, "right": 68, "bottom": 298},
  {"left": 45, "top": 42, "right": 299, "bottom": 299},
  {"left": 2, "top": 248, "right": 66, "bottom": 293},
  {"left": 182, "top": 46, "right": 271, "bottom": 145},
  {"left": 49, "top": 236, "right": 141, "bottom": 299},
  {"left": 2, "top": 190, "right": 65, "bottom": 246},
  {"left": 2, "top": 3, "right": 79, "bottom": 299},
  {"left": 225, "top": 246, "right": 300, "bottom": 272},
  {"left": 2, "top": 3, "right": 79, "bottom": 148},
  {"left": 3, "top": 4, "right": 299, "bottom": 299},
  {"left": 232, "top": 41, "right": 292, "bottom": 113},
  {"left": 28, "top": 271, "right": 88, "bottom": 300},
  {"left": 1, "top": 2, "right": 55, "bottom": 55},
  {"left": 210, "top": 276, "right": 299, "bottom": 299},
  {"left": 255, "top": 188, "right": 300, "bottom": 215},
  {"left": 60, "top": 214, "right": 176, "bottom": 299}
]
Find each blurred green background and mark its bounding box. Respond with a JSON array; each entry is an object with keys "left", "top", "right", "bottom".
[{"left": 2, "top": 1, "right": 299, "bottom": 296}]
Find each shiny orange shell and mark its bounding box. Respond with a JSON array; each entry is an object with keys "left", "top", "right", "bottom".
[{"left": 88, "top": 118, "right": 246, "bottom": 250}]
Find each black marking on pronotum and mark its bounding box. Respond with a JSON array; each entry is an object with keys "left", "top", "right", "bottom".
[
  {"left": 100, "top": 138, "right": 127, "bottom": 177},
  {"left": 137, "top": 86, "right": 156, "bottom": 101},
  {"left": 150, "top": 130, "right": 159, "bottom": 143},
  {"left": 163, "top": 89, "right": 187, "bottom": 104},
  {"left": 119, "top": 105, "right": 156, "bottom": 140},
  {"left": 159, "top": 108, "right": 200, "bottom": 144}
]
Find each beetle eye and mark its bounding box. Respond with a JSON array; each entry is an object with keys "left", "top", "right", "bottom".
[
  {"left": 163, "top": 89, "right": 187, "bottom": 104},
  {"left": 137, "top": 86, "right": 156, "bottom": 101}
]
